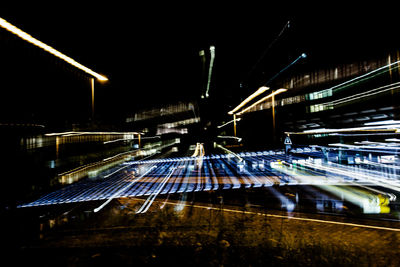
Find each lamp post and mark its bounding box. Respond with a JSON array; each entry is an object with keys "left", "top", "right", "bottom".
[
  {"left": 233, "top": 114, "right": 237, "bottom": 137},
  {"left": 225, "top": 52, "right": 306, "bottom": 145},
  {"left": 235, "top": 88, "right": 287, "bottom": 116},
  {"left": 91, "top": 78, "right": 95, "bottom": 119},
  {"left": 228, "top": 86, "right": 269, "bottom": 137},
  {"left": 90, "top": 77, "right": 108, "bottom": 121},
  {"left": 0, "top": 17, "right": 108, "bottom": 122},
  {"left": 234, "top": 88, "right": 288, "bottom": 144},
  {"left": 272, "top": 92, "right": 276, "bottom": 142}
]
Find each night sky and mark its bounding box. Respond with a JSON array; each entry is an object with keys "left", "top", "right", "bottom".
[{"left": 1, "top": 3, "right": 399, "bottom": 125}]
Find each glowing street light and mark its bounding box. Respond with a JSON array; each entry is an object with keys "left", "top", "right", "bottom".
[
  {"left": 234, "top": 88, "right": 288, "bottom": 142},
  {"left": 235, "top": 88, "right": 287, "bottom": 115},
  {"left": 228, "top": 86, "right": 269, "bottom": 115},
  {"left": 224, "top": 52, "right": 304, "bottom": 138},
  {"left": 0, "top": 17, "right": 109, "bottom": 120},
  {"left": 0, "top": 17, "right": 108, "bottom": 81},
  {"left": 227, "top": 86, "right": 269, "bottom": 136}
]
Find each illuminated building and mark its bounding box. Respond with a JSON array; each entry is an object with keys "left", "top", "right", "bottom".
[{"left": 236, "top": 51, "right": 400, "bottom": 149}]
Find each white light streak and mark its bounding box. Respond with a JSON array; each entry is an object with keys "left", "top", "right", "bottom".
[
  {"left": 215, "top": 143, "right": 243, "bottom": 162},
  {"left": 328, "top": 60, "right": 400, "bottom": 92},
  {"left": 364, "top": 120, "right": 400, "bottom": 126},
  {"left": 45, "top": 131, "right": 141, "bottom": 137},
  {"left": 103, "top": 138, "right": 130, "bottom": 144},
  {"left": 217, "top": 135, "right": 242, "bottom": 142},
  {"left": 217, "top": 118, "right": 241, "bottom": 128},
  {"left": 302, "top": 123, "right": 400, "bottom": 134},
  {"left": 205, "top": 45, "right": 215, "bottom": 98},
  {"left": 136, "top": 167, "right": 176, "bottom": 213},
  {"left": 386, "top": 138, "right": 400, "bottom": 142},
  {"left": 323, "top": 82, "right": 400, "bottom": 107},
  {"left": 94, "top": 165, "right": 157, "bottom": 213}
]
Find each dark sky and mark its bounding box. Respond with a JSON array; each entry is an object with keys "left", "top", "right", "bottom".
[{"left": 1, "top": 3, "right": 399, "bottom": 123}]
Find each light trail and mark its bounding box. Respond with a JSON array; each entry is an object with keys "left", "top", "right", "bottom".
[
  {"left": 228, "top": 87, "right": 269, "bottom": 115},
  {"left": 215, "top": 143, "right": 243, "bottom": 162},
  {"left": 205, "top": 45, "right": 215, "bottom": 98},
  {"left": 18, "top": 148, "right": 400, "bottom": 216},
  {"left": 0, "top": 17, "right": 108, "bottom": 81},
  {"left": 103, "top": 138, "right": 131, "bottom": 144},
  {"left": 103, "top": 165, "right": 131, "bottom": 179},
  {"left": 217, "top": 135, "right": 242, "bottom": 142},
  {"left": 236, "top": 88, "right": 287, "bottom": 115},
  {"left": 327, "top": 59, "right": 400, "bottom": 92},
  {"left": 100, "top": 151, "right": 158, "bottom": 179},
  {"left": 322, "top": 82, "right": 400, "bottom": 108},
  {"left": 217, "top": 118, "right": 241, "bottom": 128},
  {"left": 162, "top": 201, "right": 400, "bottom": 232},
  {"left": 136, "top": 166, "right": 176, "bottom": 213},
  {"left": 94, "top": 165, "right": 157, "bottom": 213}
]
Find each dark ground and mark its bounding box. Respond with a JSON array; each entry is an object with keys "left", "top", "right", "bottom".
[{"left": 6, "top": 191, "right": 400, "bottom": 267}]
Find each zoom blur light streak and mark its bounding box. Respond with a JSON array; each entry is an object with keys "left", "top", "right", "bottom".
[
  {"left": 0, "top": 17, "right": 108, "bottom": 81},
  {"left": 322, "top": 82, "right": 400, "bottom": 109},
  {"left": 327, "top": 59, "right": 400, "bottom": 93},
  {"left": 274, "top": 159, "right": 392, "bottom": 213},
  {"left": 228, "top": 86, "right": 269, "bottom": 115},
  {"left": 204, "top": 45, "right": 215, "bottom": 98},
  {"left": 236, "top": 88, "right": 287, "bottom": 115},
  {"left": 300, "top": 122, "right": 400, "bottom": 134},
  {"left": 18, "top": 148, "right": 398, "bottom": 215}
]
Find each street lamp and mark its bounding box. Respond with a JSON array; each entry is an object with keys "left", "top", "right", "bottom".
[
  {"left": 225, "top": 51, "right": 305, "bottom": 141},
  {"left": 235, "top": 88, "right": 287, "bottom": 115},
  {"left": 90, "top": 77, "right": 108, "bottom": 120},
  {"left": 234, "top": 88, "right": 288, "bottom": 142},
  {"left": 0, "top": 17, "right": 108, "bottom": 81},
  {"left": 227, "top": 86, "right": 269, "bottom": 136},
  {"left": 228, "top": 86, "right": 269, "bottom": 115},
  {"left": 0, "top": 17, "right": 108, "bottom": 121}
]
